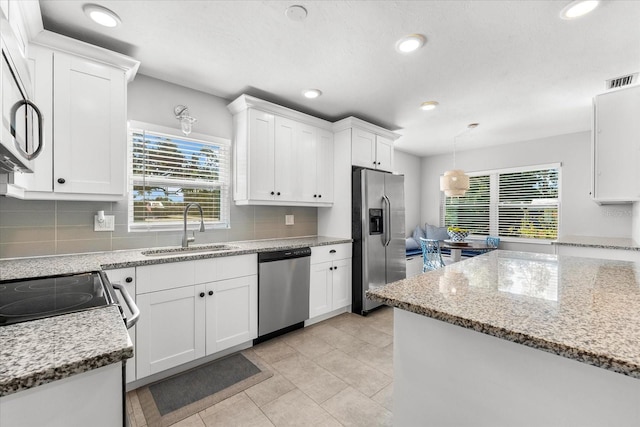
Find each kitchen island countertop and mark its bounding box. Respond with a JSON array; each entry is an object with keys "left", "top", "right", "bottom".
[
  {"left": 367, "top": 249, "right": 640, "bottom": 378},
  {"left": 553, "top": 235, "right": 640, "bottom": 251},
  {"left": 0, "top": 235, "right": 350, "bottom": 397}
]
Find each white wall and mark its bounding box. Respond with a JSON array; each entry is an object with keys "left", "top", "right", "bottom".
[
  {"left": 421, "top": 131, "right": 633, "bottom": 252},
  {"left": 128, "top": 74, "right": 233, "bottom": 139},
  {"left": 394, "top": 149, "right": 422, "bottom": 237}
]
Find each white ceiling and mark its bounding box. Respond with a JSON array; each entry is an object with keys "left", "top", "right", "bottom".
[{"left": 38, "top": 0, "right": 640, "bottom": 157}]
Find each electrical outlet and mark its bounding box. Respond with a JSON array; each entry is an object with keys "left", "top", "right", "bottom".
[
  {"left": 285, "top": 214, "right": 294, "bottom": 226},
  {"left": 94, "top": 215, "right": 115, "bottom": 232}
]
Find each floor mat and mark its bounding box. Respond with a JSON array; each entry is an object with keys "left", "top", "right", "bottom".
[{"left": 136, "top": 351, "right": 272, "bottom": 426}]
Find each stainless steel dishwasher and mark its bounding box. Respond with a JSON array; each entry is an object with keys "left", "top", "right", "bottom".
[{"left": 256, "top": 247, "right": 311, "bottom": 343}]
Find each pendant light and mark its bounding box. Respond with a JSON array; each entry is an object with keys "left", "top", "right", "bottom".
[{"left": 440, "top": 123, "right": 478, "bottom": 197}]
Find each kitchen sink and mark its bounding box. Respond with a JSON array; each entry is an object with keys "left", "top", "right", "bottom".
[{"left": 141, "top": 244, "right": 239, "bottom": 256}]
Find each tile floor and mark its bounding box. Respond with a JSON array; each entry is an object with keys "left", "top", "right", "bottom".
[{"left": 127, "top": 307, "right": 394, "bottom": 427}]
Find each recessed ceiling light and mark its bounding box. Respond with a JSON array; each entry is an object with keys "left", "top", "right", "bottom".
[
  {"left": 83, "top": 4, "right": 121, "bottom": 28},
  {"left": 302, "top": 89, "right": 322, "bottom": 99},
  {"left": 395, "top": 34, "right": 426, "bottom": 54},
  {"left": 285, "top": 5, "right": 308, "bottom": 21},
  {"left": 420, "top": 101, "right": 439, "bottom": 111},
  {"left": 560, "top": 0, "right": 599, "bottom": 20}
]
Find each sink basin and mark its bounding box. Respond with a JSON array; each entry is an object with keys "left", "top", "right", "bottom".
[{"left": 141, "top": 244, "right": 239, "bottom": 256}]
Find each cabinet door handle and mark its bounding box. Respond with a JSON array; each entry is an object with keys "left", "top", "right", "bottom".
[
  {"left": 329, "top": 267, "right": 333, "bottom": 271},
  {"left": 277, "top": 192, "right": 281, "bottom": 196},
  {"left": 57, "top": 178, "right": 66, "bottom": 184},
  {"left": 334, "top": 266, "right": 338, "bottom": 270},
  {"left": 377, "top": 162, "right": 381, "bottom": 165},
  {"left": 125, "top": 277, "right": 133, "bottom": 283},
  {"left": 313, "top": 194, "right": 317, "bottom": 198},
  {"left": 208, "top": 290, "right": 214, "bottom": 296},
  {"left": 329, "top": 249, "right": 336, "bottom": 253},
  {"left": 318, "top": 194, "right": 322, "bottom": 198},
  {"left": 373, "top": 161, "right": 376, "bottom": 165},
  {"left": 199, "top": 292, "right": 205, "bottom": 298},
  {"left": 270, "top": 191, "right": 275, "bottom": 195}
]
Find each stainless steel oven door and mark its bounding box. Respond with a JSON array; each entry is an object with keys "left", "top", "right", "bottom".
[{"left": 0, "top": 14, "right": 43, "bottom": 173}]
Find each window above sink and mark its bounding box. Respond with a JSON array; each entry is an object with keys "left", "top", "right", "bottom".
[{"left": 128, "top": 121, "right": 231, "bottom": 232}]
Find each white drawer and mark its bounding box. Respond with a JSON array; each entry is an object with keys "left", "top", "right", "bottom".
[
  {"left": 136, "top": 261, "right": 195, "bottom": 294},
  {"left": 405, "top": 256, "right": 423, "bottom": 279},
  {"left": 311, "top": 243, "right": 352, "bottom": 264},
  {"left": 194, "top": 254, "right": 257, "bottom": 283}
]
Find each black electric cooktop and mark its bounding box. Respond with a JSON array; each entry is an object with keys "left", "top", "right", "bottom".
[{"left": 0, "top": 271, "right": 117, "bottom": 326}]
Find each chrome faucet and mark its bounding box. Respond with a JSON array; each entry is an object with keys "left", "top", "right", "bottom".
[{"left": 182, "top": 202, "right": 206, "bottom": 248}]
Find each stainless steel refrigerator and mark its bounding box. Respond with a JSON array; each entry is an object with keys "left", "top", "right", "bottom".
[{"left": 352, "top": 167, "right": 406, "bottom": 315}]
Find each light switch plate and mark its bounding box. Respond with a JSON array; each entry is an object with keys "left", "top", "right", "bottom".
[
  {"left": 94, "top": 215, "right": 115, "bottom": 232},
  {"left": 285, "top": 214, "right": 294, "bottom": 225}
]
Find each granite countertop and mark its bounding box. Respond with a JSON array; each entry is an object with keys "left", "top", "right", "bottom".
[
  {"left": 553, "top": 235, "right": 640, "bottom": 251},
  {"left": 0, "top": 235, "right": 350, "bottom": 397},
  {"left": 0, "top": 235, "right": 351, "bottom": 281},
  {"left": 0, "top": 306, "right": 132, "bottom": 397},
  {"left": 367, "top": 250, "right": 640, "bottom": 379}
]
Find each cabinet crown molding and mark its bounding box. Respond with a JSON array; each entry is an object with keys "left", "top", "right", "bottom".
[
  {"left": 31, "top": 30, "right": 140, "bottom": 82},
  {"left": 332, "top": 116, "right": 401, "bottom": 141},
  {"left": 227, "top": 94, "right": 333, "bottom": 130}
]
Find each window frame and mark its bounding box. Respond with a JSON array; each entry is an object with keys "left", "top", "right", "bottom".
[
  {"left": 127, "top": 120, "right": 231, "bottom": 232},
  {"left": 441, "top": 163, "right": 561, "bottom": 243}
]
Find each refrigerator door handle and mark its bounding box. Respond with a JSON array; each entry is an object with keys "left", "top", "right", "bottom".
[{"left": 382, "top": 195, "right": 391, "bottom": 247}]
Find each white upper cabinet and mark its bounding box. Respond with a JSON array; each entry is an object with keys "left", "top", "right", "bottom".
[
  {"left": 592, "top": 85, "right": 640, "bottom": 204},
  {"left": 247, "top": 109, "right": 276, "bottom": 201},
  {"left": 333, "top": 117, "right": 400, "bottom": 173},
  {"left": 316, "top": 128, "right": 334, "bottom": 203},
  {"left": 375, "top": 135, "right": 394, "bottom": 172},
  {"left": 228, "top": 95, "right": 334, "bottom": 207},
  {"left": 53, "top": 51, "right": 126, "bottom": 196},
  {"left": 2, "top": 31, "right": 139, "bottom": 201}
]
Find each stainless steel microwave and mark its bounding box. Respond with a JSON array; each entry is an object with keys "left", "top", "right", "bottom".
[{"left": 0, "top": 13, "right": 43, "bottom": 173}]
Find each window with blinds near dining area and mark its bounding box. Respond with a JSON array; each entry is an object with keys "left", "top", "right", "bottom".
[
  {"left": 128, "top": 123, "right": 231, "bottom": 231},
  {"left": 442, "top": 164, "right": 560, "bottom": 240}
]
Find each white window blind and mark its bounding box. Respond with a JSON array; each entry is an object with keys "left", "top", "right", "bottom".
[
  {"left": 129, "top": 125, "right": 230, "bottom": 231},
  {"left": 498, "top": 168, "right": 559, "bottom": 239},
  {"left": 443, "top": 175, "right": 490, "bottom": 234},
  {"left": 442, "top": 165, "right": 560, "bottom": 241}
]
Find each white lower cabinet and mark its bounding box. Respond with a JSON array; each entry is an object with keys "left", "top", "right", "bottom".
[
  {"left": 135, "top": 254, "right": 257, "bottom": 379},
  {"left": 205, "top": 275, "right": 257, "bottom": 354},
  {"left": 309, "top": 244, "right": 352, "bottom": 319},
  {"left": 0, "top": 362, "right": 123, "bottom": 427},
  {"left": 137, "top": 285, "right": 205, "bottom": 378}
]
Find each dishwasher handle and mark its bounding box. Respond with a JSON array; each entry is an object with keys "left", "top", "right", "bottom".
[{"left": 112, "top": 282, "right": 140, "bottom": 329}]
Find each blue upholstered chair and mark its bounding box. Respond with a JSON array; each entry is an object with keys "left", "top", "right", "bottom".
[
  {"left": 419, "top": 238, "right": 445, "bottom": 272},
  {"left": 486, "top": 236, "right": 500, "bottom": 249}
]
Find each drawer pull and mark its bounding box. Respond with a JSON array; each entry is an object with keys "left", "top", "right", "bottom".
[{"left": 329, "top": 249, "right": 336, "bottom": 254}]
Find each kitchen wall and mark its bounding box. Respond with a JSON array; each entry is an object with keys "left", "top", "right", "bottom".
[
  {"left": 394, "top": 150, "right": 422, "bottom": 235},
  {"left": 421, "top": 131, "right": 633, "bottom": 253},
  {"left": 0, "top": 75, "right": 317, "bottom": 259}
]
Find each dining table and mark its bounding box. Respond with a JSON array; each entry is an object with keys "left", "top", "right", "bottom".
[{"left": 440, "top": 240, "right": 495, "bottom": 262}]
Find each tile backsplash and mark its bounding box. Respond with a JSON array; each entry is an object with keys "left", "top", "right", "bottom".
[{"left": 0, "top": 197, "right": 317, "bottom": 259}]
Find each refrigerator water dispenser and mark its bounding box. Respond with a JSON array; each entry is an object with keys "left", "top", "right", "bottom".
[{"left": 369, "top": 209, "right": 383, "bottom": 234}]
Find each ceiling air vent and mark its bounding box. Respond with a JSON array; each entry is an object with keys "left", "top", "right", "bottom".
[{"left": 606, "top": 73, "right": 638, "bottom": 90}]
